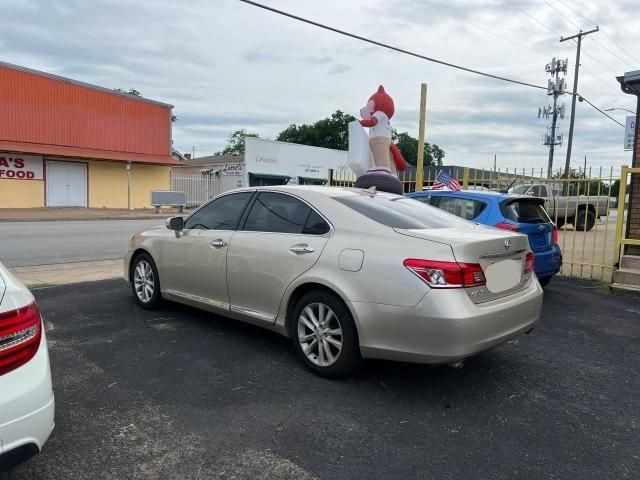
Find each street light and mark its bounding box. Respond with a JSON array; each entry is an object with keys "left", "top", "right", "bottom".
[{"left": 604, "top": 107, "right": 637, "bottom": 114}]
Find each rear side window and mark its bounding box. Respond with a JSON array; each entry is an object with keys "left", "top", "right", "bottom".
[
  {"left": 501, "top": 200, "right": 551, "bottom": 224},
  {"left": 436, "top": 196, "right": 487, "bottom": 220},
  {"left": 243, "top": 192, "right": 313, "bottom": 234},
  {"left": 185, "top": 192, "right": 253, "bottom": 230},
  {"left": 335, "top": 195, "right": 471, "bottom": 229}
]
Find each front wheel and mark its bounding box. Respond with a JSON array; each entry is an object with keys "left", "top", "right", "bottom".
[
  {"left": 291, "top": 291, "right": 360, "bottom": 378},
  {"left": 131, "top": 253, "right": 162, "bottom": 309}
]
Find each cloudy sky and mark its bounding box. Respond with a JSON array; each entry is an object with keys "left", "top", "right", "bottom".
[{"left": 2, "top": 0, "right": 639, "bottom": 172}]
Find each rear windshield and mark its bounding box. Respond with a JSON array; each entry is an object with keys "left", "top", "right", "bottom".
[
  {"left": 335, "top": 195, "right": 472, "bottom": 229},
  {"left": 501, "top": 199, "right": 551, "bottom": 224}
]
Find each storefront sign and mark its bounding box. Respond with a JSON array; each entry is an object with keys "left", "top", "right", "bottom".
[
  {"left": 0, "top": 154, "right": 44, "bottom": 180},
  {"left": 245, "top": 137, "right": 348, "bottom": 182},
  {"left": 222, "top": 163, "right": 244, "bottom": 176},
  {"left": 624, "top": 115, "right": 635, "bottom": 151}
]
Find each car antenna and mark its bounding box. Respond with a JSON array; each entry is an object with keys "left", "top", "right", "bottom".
[
  {"left": 501, "top": 177, "right": 519, "bottom": 194},
  {"left": 366, "top": 186, "right": 377, "bottom": 196}
]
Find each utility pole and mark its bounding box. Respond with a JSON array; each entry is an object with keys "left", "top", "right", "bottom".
[
  {"left": 560, "top": 27, "right": 599, "bottom": 185},
  {"left": 415, "top": 83, "right": 428, "bottom": 191},
  {"left": 539, "top": 58, "right": 567, "bottom": 178},
  {"left": 493, "top": 154, "right": 497, "bottom": 172}
]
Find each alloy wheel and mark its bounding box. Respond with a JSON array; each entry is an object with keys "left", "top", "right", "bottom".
[
  {"left": 297, "top": 302, "right": 343, "bottom": 367},
  {"left": 133, "top": 260, "right": 155, "bottom": 303}
]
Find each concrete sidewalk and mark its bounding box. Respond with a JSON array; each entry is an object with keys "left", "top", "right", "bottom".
[
  {"left": 0, "top": 207, "right": 191, "bottom": 222},
  {"left": 9, "top": 259, "right": 123, "bottom": 287}
]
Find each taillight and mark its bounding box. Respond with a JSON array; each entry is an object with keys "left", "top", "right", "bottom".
[
  {"left": 552, "top": 225, "right": 559, "bottom": 244},
  {"left": 403, "top": 259, "right": 486, "bottom": 288},
  {"left": 495, "top": 222, "right": 518, "bottom": 232},
  {"left": 524, "top": 252, "right": 535, "bottom": 275},
  {"left": 0, "top": 302, "right": 42, "bottom": 376}
]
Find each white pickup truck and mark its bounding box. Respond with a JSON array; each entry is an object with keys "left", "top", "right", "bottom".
[{"left": 511, "top": 184, "right": 609, "bottom": 231}]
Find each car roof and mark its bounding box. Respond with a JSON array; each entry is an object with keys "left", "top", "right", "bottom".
[
  {"left": 412, "top": 190, "right": 536, "bottom": 202},
  {"left": 234, "top": 185, "right": 404, "bottom": 199}
]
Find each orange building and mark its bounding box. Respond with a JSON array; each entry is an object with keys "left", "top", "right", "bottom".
[{"left": 0, "top": 61, "right": 180, "bottom": 208}]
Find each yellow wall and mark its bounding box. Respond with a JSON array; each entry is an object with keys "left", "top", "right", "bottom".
[
  {"left": 88, "top": 161, "right": 170, "bottom": 209},
  {"left": 0, "top": 159, "right": 170, "bottom": 209},
  {"left": 0, "top": 179, "right": 44, "bottom": 208}
]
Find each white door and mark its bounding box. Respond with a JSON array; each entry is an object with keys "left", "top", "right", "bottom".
[{"left": 46, "top": 161, "right": 87, "bottom": 207}]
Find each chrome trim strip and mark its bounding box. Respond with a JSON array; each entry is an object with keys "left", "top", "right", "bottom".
[
  {"left": 230, "top": 305, "right": 275, "bottom": 322},
  {"left": 162, "top": 289, "right": 229, "bottom": 310}
]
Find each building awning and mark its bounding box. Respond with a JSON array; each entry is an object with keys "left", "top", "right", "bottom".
[{"left": 0, "top": 140, "right": 181, "bottom": 166}]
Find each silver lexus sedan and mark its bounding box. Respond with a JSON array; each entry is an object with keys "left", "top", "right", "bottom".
[{"left": 125, "top": 186, "right": 543, "bottom": 377}]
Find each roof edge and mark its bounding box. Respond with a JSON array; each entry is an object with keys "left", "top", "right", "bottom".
[{"left": 0, "top": 61, "right": 174, "bottom": 109}]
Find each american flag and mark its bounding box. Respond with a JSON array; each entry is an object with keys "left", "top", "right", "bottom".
[{"left": 432, "top": 170, "right": 462, "bottom": 191}]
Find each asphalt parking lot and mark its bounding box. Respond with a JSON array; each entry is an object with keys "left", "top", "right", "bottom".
[{"left": 2, "top": 278, "right": 639, "bottom": 480}]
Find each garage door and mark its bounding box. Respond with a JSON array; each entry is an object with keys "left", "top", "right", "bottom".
[{"left": 46, "top": 161, "right": 87, "bottom": 207}]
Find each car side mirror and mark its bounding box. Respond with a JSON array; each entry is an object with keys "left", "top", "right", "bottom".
[{"left": 166, "top": 216, "right": 184, "bottom": 231}]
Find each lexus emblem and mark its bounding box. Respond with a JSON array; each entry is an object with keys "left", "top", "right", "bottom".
[{"left": 504, "top": 239, "right": 512, "bottom": 250}]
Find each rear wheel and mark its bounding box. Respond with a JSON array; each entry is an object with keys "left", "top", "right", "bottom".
[
  {"left": 291, "top": 291, "right": 360, "bottom": 378},
  {"left": 575, "top": 209, "right": 596, "bottom": 231},
  {"left": 131, "top": 253, "right": 162, "bottom": 309},
  {"left": 538, "top": 276, "right": 552, "bottom": 288}
]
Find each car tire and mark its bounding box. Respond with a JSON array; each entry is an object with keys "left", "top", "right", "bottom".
[
  {"left": 131, "top": 253, "right": 162, "bottom": 309},
  {"left": 575, "top": 209, "right": 596, "bottom": 231},
  {"left": 291, "top": 290, "right": 360, "bottom": 378},
  {"left": 538, "top": 276, "right": 552, "bottom": 288}
]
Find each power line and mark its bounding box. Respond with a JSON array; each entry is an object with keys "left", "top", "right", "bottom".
[
  {"left": 237, "top": 0, "right": 623, "bottom": 129},
  {"left": 542, "top": 0, "right": 633, "bottom": 70},
  {"left": 503, "top": 0, "right": 562, "bottom": 36},
  {"left": 578, "top": 96, "right": 625, "bottom": 127},
  {"left": 554, "top": 0, "right": 640, "bottom": 65},
  {"left": 238, "top": 0, "right": 550, "bottom": 91},
  {"left": 423, "top": 0, "right": 549, "bottom": 58}
]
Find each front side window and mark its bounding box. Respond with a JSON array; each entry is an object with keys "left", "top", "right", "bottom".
[
  {"left": 243, "top": 192, "right": 319, "bottom": 234},
  {"left": 436, "top": 196, "right": 487, "bottom": 220},
  {"left": 184, "top": 192, "right": 253, "bottom": 230}
]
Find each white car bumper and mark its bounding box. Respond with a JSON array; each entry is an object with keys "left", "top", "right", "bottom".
[{"left": 0, "top": 326, "right": 55, "bottom": 468}]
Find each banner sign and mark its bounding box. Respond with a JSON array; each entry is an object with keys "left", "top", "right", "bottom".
[
  {"left": 0, "top": 154, "right": 44, "bottom": 180},
  {"left": 625, "top": 115, "right": 635, "bottom": 151}
]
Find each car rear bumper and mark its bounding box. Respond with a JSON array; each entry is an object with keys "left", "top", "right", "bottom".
[
  {"left": 0, "top": 327, "right": 55, "bottom": 470},
  {"left": 352, "top": 277, "right": 543, "bottom": 364},
  {"left": 534, "top": 245, "right": 562, "bottom": 278}
]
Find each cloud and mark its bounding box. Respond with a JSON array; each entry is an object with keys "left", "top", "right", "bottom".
[{"left": 0, "top": 0, "right": 636, "bottom": 169}]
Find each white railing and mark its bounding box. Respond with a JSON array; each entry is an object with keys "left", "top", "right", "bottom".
[{"left": 170, "top": 172, "right": 243, "bottom": 207}]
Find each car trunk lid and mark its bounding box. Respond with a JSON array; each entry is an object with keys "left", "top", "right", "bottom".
[{"left": 395, "top": 226, "right": 531, "bottom": 303}]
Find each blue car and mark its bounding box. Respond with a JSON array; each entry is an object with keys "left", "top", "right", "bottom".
[{"left": 407, "top": 190, "right": 562, "bottom": 287}]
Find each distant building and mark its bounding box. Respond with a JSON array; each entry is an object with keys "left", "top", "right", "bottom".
[{"left": 0, "top": 62, "right": 180, "bottom": 208}]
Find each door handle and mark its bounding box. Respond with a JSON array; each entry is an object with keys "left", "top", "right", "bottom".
[
  {"left": 289, "top": 244, "right": 314, "bottom": 254},
  {"left": 210, "top": 239, "right": 228, "bottom": 248}
]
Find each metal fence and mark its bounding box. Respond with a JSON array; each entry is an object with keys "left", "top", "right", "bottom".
[
  {"left": 170, "top": 172, "right": 243, "bottom": 208},
  {"left": 330, "top": 167, "right": 626, "bottom": 282}
]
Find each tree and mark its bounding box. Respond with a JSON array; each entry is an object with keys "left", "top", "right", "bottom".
[
  {"left": 276, "top": 110, "right": 355, "bottom": 150},
  {"left": 115, "top": 87, "right": 177, "bottom": 122},
  {"left": 217, "top": 129, "right": 259, "bottom": 155},
  {"left": 392, "top": 130, "right": 445, "bottom": 167},
  {"left": 276, "top": 110, "right": 447, "bottom": 166}
]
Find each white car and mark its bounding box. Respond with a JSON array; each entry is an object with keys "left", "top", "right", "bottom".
[{"left": 0, "top": 262, "right": 54, "bottom": 471}]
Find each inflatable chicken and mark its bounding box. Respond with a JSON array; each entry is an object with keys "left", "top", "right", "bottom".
[{"left": 349, "top": 85, "right": 407, "bottom": 194}]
